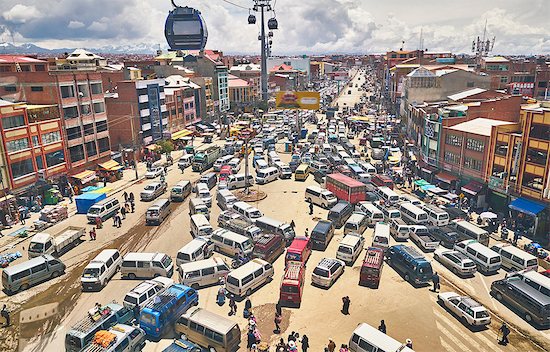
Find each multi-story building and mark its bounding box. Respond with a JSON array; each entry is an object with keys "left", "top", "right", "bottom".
[
  {"left": 164, "top": 75, "right": 201, "bottom": 132},
  {"left": 0, "top": 101, "right": 67, "bottom": 193},
  {"left": 229, "top": 63, "right": 260, "bottom": 101},
  {"left": 190, "top": 76, "right": 214, "bottom": 122},
  {"left": 228, "top": 75, "right": 252, "bottom": 110},
  {"left": 183, "top": 54, "right": 230, "bottom": 113},
  {"left": 267, "top": 57, "right": 311, "bottom": 81}
]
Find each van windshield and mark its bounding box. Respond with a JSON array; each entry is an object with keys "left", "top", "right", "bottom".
[
  {"left": 65, "top": 334, "right": 83, "bottom": 350},
  {"left": 124, "top": 295, "right": 138, "bottom": 306},
  {"left": 144, "top": 185, "right": 156, "bottom": 191},
  {"left": 374, "top": 236, "right": 388, "bottom": 244},
  {"left": 417, "top": 263, "right": 433, "bottom": 276},
  {"left": 338, "top": 246, "right": 352, "bottom": 254},
  {"left": 28, "top": 242, "right": 44, "bottom": 253},
  {"left": 313, "top": 267, "right": 329, "bottom": 277},
  {"left": 490, "top": 257, "right": 501, "bottom": 264},
  {"left": 88, "top": 207, "right": 101, "bottom": 215},
  {"left": 242, "top": 240, "right": 253, "bottom": 251},
  {"left": 82, "top": 268, "right": 100, "bottom": 278},
  {"left": 281, "top": 285, "right": 299, "bottom": 293},
  {"left": 249, "top": 210, "right": 262, "bottom": 219},
  {"left": 161, "top": 256, "right": 172, "bottom": 268},
  {"left": 140, "top": 312, "right": 156, "bottom": 326},
  {"left": 226, "top": 276, "right": 239, "bottom": 286}
]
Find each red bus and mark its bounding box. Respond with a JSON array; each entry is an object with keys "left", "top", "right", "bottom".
[
  {"left": 359, "top": 247, "right": 384, "bottom": 287},
  {"left": 285, "top": 236, "right": 312, "bottom": 266},
  {"left": 371, "top": 174, "right": 394, "bottom": 190},
  {"left": 279, "top": 261, "right": 305, "bottom": 306},
  {"left": 325, "top": 173, "right": 366, "bottom": 205}
]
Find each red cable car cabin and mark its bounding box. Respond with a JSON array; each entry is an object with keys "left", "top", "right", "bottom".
[
  {"left": 279, "top": 261, "right": 305, "bottom": 306},
  {"left": 325, "top": 173, "right": 366, "bottom": 205}
]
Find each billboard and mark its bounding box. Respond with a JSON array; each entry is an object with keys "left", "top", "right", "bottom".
[{"left": 275, "top": 91, "right": 320, "bottom": 110}]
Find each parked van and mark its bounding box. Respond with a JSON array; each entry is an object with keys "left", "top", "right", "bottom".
[
  {"left": 274, "top": 161, "right": 292, "bottom": 179},
  {"left": 2, "top": 254, "right": 66, "bottom": 294},
  {"left": 178, "top": 257, "right": 230, "bottom": 289},
  {"left": 422, "top": 204, "right": 450, "bottom": 226},
  {"left": 255, "top": 159, "right": 269, "bottom": 172},
  {"left": 211, "top": 228, "right": 254, "bottom": 257},
  {"left": 214, "top": 155, "right": 233, "bottom": 172},
  {"left": 170, "top": 180, "right": 192, "bottom": 202},
  {"left": 81, "top": 249, "right": 122, "bottom": 291},
  {"left": 310, "top": 220, "right": 335, "bottom": 250},
  {"left": 376, "top": 203, "right": 401, "bottom": 222},
  {"left": 491, "top": 243, "right": 538, "bottom": 272},
  {"left": 225, "top": 258, "right": 274, "bottom": 297},
  {"left": 285, "top": 237, "right": 312, "bottom": 265},
  {"left": 399, "top": 202, "right": 428, "bottom": 225},
  {"left": 86, "top": 198, "right": 120, "bottom": 223},
  {"left": 255, "top": 216, "right": 295, "bottom": 245},
  {"left": 189, "top": 214, "right": 213, "bottom": 238},
  {"left": 337, "top": 234, "right": 365, "bottom": 265},
  {"left": 454, "top": 240, "right": 501, "bottom": 274},
  {"left": 327, "top": 201, "right": 354, "bottom": 228},
  {"left": 252, "top": 234, "right": 285, "bottom": 263},
  {"left": 256, "top": 166, "right": 279, "bottom": 184},
  {"left": 294, "top": 163, "right": 310, "bottom": 181},
  {"left": 123, "top": 277, "right": 174, "bottom": 309},
  {"left": 227, "top": 173, "right": 255, "bottom": 190},
  {"left": 305, "top": 186, "right": 338, "bottom": 209},
  {"left": 145, "top": 198, "right": 171, "bottom": 225},
  {"left": 267, "top": 151, "right": 280, "bottom": 165},
  {"left": 360, "top": 162, "right": 377, "bottom": 174},
  {"left": 176, "top": 307, "right": 241, "bottom": 352},
  {"left": 376, "top": 186, "right": 399, "bottom": 204},
  {"left": 372, "top": 223, "right": 391, "bottom": 251},
  {"left": 452, "top": 220, "right": 490, "bottom": 246},
  {"left": 387, "top": 245, "right": 433, "bottom": 285},
  {"left": 344, "top": 213, "right": 368, "bottom": 235},
  {"left": 359, "top": 247, "right": 385, "bottom": 287},
  {"left": 322, "top": 143, "right": 332, "bottom": 154},
  {"left": 189, "top": 198, "right": 210, "bottom": 220},
  {"left": 279, "top": 261, "right": 305, "bottom": 307},
  {"left": 176, "top": 237, "right": 214, "bottom": 266},
  {"left": 355, "top": 202, "right": 383, "bottom": 227},
  {"left": 232, "top": 201, "right": 263, "bottom": 222},
  {"left": 195, "top": 183, "right": 212, "bottom": 207},
  {"left": 349, "top": 323, "right": 414, "bottom": 352},
  {"left": 389, "top": 218, "right": 409, "bottom": 241},
  {"left": 120, "top": 252, "right": 174, "bottom": 279},
  {"left": 216, "top": 189, "right": 238, "bottom": 211},
  {"left": 199, "top": 172, "right": 217, "bottom": 190}
]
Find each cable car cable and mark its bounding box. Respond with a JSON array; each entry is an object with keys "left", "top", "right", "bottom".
[{"left": 220, "top": 0, "right": 250, "bottom": 10}]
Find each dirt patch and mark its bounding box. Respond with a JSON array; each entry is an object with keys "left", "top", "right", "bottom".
[
  {"left": 235, "top": 189, "right": 267, "bottom": 202},
  {"left": 241, "top": 303, "right": 292, "bottom": 347}
]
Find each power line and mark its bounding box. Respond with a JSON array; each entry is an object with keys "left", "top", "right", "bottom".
[{"left": 220, "top": 0, "right": 249, "bottom": 10}]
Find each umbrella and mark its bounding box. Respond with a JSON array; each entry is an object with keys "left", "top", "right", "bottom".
[{"left": 480, "top": 211, "right": 498, "bottom": 219}]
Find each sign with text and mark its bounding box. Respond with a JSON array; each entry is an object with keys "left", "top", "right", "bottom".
[{"left": 275, "top": 91, "right": 320, "bottom": 110}]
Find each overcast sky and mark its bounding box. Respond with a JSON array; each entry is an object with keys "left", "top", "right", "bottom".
[{"left": 1, "top": 0, "right": 548, "bottom": 54}]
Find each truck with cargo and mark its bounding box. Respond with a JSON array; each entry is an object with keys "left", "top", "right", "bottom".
[
  {"left": 28, "top": 226, "right": 85, "bottom": 258},
  {"left": 220, "top": 217, "right": 262, "bottom": 239},
  {"left": 192, "top": 145, "right": 222, "bottom": 172}
]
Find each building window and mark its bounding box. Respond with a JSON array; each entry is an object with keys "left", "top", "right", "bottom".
[
  {"left": 77, "top": 84, "right": 89, "bottom": 98},
  {"left": 20, "top": 65, "right": 30, "bottom": 72},
  {"left": 466, "top": 138, "right": 485, "bottom": 152},
  {"left": 45, "top": 150, "right": 65, "bottom": 167},
  {"left": 492, "top": 164, "right": 505, "bottom": 178},
  {"left": 529, "top": 124, "right": 550, "bottom": 141},
  {"left": 526, "top": 148, "right": 548, "bottom": 166},
  {"left": 90, "top": 83, "right": 103, "bottom": 95},
  {"left": 2, "top": 114, "right": 25, "bottom": 129},
  {"left": 500, "top": 76, "right": 508, "bottom": 84},
  {"left": 32, "top": 135, "right": 39, "bottom": 146},
  {"left": 96, "top": 120, "right": 108, "bottom": 133},
  {"left": 538, "top": 81, "right": 548, "bottom": 88},
  {"left": 93, "top": 102, "right": 105, "bottom": 114},
  {"left": 31, "top": 86, "right": 44, "bottom": 92},
  {"left": 35, "top": 64, "right": 46, "bottom": 72},
  {"left": 69, "top": 145, "right": 85, "bottom": 162},
  {"left": 495, "top": 141, "right": 508, "bottom": 156},
  {"left": 81, "top": 103, "right": 91, "bottom": 116},
  {"left": 522, "top": 172, "right": 543, "bottom": 191},
  {"left": 10, "top": 159, "right": 34, "bottom": 179},
  {"left": 67, "top": 126, "right": 82, "bottom": 140},
  {"left": 444, "top": 151, "right": 460, "bottom": 164},
  {"left": 63, "top": 106, "right": 79, "bottom": 119},
  {"left": 464, "top": 157, "right": 483, "bottom": 171},
  {"left": 138, "top": 102, "right": 149, "bottom": 111},
  {"left": 4, "top": 85, "right": 16, "bottom": 92},
  {"left": 60, "top": 85, "right": 75, "bottom": 98},
  {"left": 35, "top": 155, "right": 44, "bottom": 170},
  {"left": 83, "top": 124, "right": 95, "bottom": 136},
  {"left": 6, "top": 138, "right": 30, "bottom": 153},
  {"left": 86, "top": 141, "right": 97, "bottom": 157},
  {"left": 41, "top": 131, "right": 61, "bottom": 145},
  {"left": 445, "top": 134, "right": 462, "bottom": 147},
  {"left": 98, "top": 137, "right": 110, "bottom": 153}
]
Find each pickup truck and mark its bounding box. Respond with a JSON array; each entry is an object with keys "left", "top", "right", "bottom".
[
  {"left": 409, "top": 225, "right": 440, "bottom": 252},
  {"left": 28, "top": 226, "right": 85, "bottom": 258}
]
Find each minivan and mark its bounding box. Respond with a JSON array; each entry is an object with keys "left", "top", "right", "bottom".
[
  {"left": 454, "top": 240, "right": 501, "bottom": 274},
  {"left": 86, "top": 198, "right": 120, "bottom": 223},
  {"left": 232, "top": 201, "right": 263, "bottom": 222},
  {"left": 279, "top": 261, "right": 306, "bottom": 307},
  {"left": 211, "top": 228, "right": 254, "bottom": 257},
  {"left": 2, "top": 254, "right": 66, "bottom": 294},
  {"left": 176, "top": 237, "right": 214, "bottom": 266},
  {"left": 227, "top": 173, "right": 255, "bottom": 190},
  {"left": 189, "top": 197, "right": 210, "bottom": 219},
  {"left": 178, "top": 257, "right": 230, "bottom": 289},
  {"left": 170, "top": 180, "right": 192, "bottom": 202},
  {"left": 311, "top": 258, "right": 345, "bottom": 288},
  {"left": 195, "top": 183, "right": 212, "bottom": 207},
  {"left": 225, "top": 258, "right": 274, "bottom": 297},
  {"left": 274, "top": 161, "right": 292, "bottom": 179},
  {"left": 387, "top": 245, "right": 433, "bottom": 285},
  {"left": 337, "top": 234, "right": 365, "bottom": 266},
  {"left": 305, "top": 186, "right": 338, "bottom": 209},
  {"left": 491, "top": 243, "right": 538, "bottom": 272},
  {"left": 252, "top": 234, "right": 285, "bottom": 263},
  {"left": 120, "top": 252, "right": 174, "bottom": 279},
  {"left": 344, "top": 213, "right": 368, "bottom": 236},
  {"left": 122, "top": 276, "right": 174, "bottom": 309},
  {"left": 216, "top": 189, "right": 238, "bottom": 210},
  {"left": 81, "top": 249, "right": 122, "bottom": 291},
  {"left": 199, "top": 172, "right": 217, "bottom": 190},
  {"left": 255, "top": 159, "right": 269, "bottom": 172},
  {"left": 310, "top": 220, "right": 335, "bottom": 250},
  {"left": 214, "top": 155, "right": 233, "bottom": 172},
  {"left": 355, "top": 201, "right": 383, "bottom": 227},
  {"left": 349, "top": 323, "right": 414, "bottom": 352},
  {"left": 389, "top": 218, "right": 409, "bottom": 241},
  {"left": 327, "top": 201, "right": 354, "bottom": 228},
  {"left": 256, "top": 166, "right": 279, "bottom": 184},
  {"left": 145, "top": 198, "right": 171, "bottom": 225},
  {"left": 372, "top": 222, "right": 391, "bottom": 251},
  {"left": 190, "top": 214, "right": 213, "bottom": 238}
]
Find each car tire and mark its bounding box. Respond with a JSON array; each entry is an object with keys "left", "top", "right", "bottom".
[
  {"left": 20, "top": 283, "right": 30, "bottom": 291},
  {"left": 495, "top": 292, "right": 503, "bottom": 301},
  {"left": 404, "top": 273, "right": 410, "bottom": 282},
  {"left": 525, "top": 313, "right": 532, "bottom": 323},
  {"left": 191, "top": 283, "right": 200, "bottom": 290},
  {"left": 246, "top": 289, "right": 252, "bottom": 296},
  {"left": 51, "top": 271, "right": 60, "bottom": 278},
  {"left": 452, "top": 267, "right": 459, "bottom": 275},
  {"left": 433, "top": 254, "right": 439, "bottom": 261},
  {"left": 128, "top": 273, "right": 136, "bottom": 280}
]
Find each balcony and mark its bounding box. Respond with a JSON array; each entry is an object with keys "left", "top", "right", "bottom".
[
  {"left": 140, "top": 109, "right": 150, "bottom": 117},
  {"left": 138, "top": 95, "right": 149, "bottom": 103}
]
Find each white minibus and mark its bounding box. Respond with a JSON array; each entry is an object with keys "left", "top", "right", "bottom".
[
  {"left": 377, "top": 186, "right": 399, "bottom": 204},
  {"left": 349, "top": 323, "right": 414, "bottom": 352},
  {"left": 256, "top": 166, "right": 279, "bottom": 184},
  {"left": 305, "top": 186, "right": 338, "bottom": 209},
  {"left": 190, "top": 214, "right": 213, "bottom": 238},
  {"left": 344, "top": 213, "right": 368, "bottom": 235},
  {"left": 355, "top": 201, "right": 384, "bottom": 226},
  {"left": 225, "top": 259, "right": 274, "bottom": 297},
  {"left": 452, "top": 220, "right": 490, "bottom": 246},
  {"left": 399, "top": 202, "right": 428, "bottom": 225},
  {"left": 490, "top": 243, "right": 538, "bottom": 272},
  {"left": 422, "top": 204, "right": 449, "bottom": 226},
  {"left": 372, "top": 223, "right": 391, "bottom": 251},
  {"left": 454, "top": 240, "right": 501, "bottom": 274},
  {"left": 232, "top": 201, "right": 263, "bottom": 222}
]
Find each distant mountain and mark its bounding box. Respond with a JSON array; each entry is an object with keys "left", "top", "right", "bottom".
[{"left": 0, "top": 42, "right": 161, "bottom": 55}]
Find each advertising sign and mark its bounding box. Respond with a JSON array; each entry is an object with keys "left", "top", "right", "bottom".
[{"left": 275, "top": 91, "right": 320, "bottom": 110}]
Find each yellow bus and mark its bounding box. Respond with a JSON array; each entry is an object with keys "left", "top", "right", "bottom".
[{"left": 294, "top": 163, "right": 310, "bottom": 181}]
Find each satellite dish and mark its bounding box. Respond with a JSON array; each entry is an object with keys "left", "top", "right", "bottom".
[{"left": 165, "top": 2, "right": 208, "bottom": 51}]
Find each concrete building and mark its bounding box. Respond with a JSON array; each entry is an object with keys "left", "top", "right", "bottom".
[
  {"left": 228, "top": 74, "right": 252, "bottom": 111},
  {"left": 229, "top": 63, "right": 260, "bottom": 101},
  {"left": 267, "top": 57, "right": 311, "bottom": 81},
  {"left": 164, "top": 75, "right": 201, "bottom": 131},
  {"left": 190, "top": 76, "right": 215, "bottom": 122}
]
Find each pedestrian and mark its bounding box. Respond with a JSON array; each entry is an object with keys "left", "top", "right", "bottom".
[
  {"left": 123, "top": 191, "right": 128, "bottom": 203},
  {"left": 121, "top": 206, "right": 126, "bottom": 220},
  {"left": 131, "top": 202, "right": 135, "bottom": 213},
  {"left": 499, "top": 323, "right": 510, "bottom": 345},
  {"left": 432, "top": 272, "right": 440, "bottom": 292},
  {"left": 276, "top": 302, "right": 282, "bottom": 316},
  {"left": 309, "top": 202, "right": 313, "bottom": 215},
  {"left": 341, "top": 296, "right": 350, "bottom": 315},
  {"left": 103, "top": 177, "right": 107, "bottom": 187},
  {"left": 276, "top": 338, "right": 287, "bottom": 352},
  {"left": 1, "top": 304, "right": 10, "bottom": 327},
  {"left": 89, "top": 227, "right": 96, "bottom": 241},
  {"left": 288, "top": 331, "right": 296, "bottom": 342},
  {"left": 125, "top": 202, "right": 130, "bottom": 214},
  {"left": 301, "top": 334, "right": 309, "bottom": 352},
  {"left": 339, "top": 344, "right": 348, "bottom": 352},
  {"left": 247, "top": 329, "right": 256, "bottom": 351},
  {"left": 288, "top": 341, "right": 297, "bottom": 352},
  {"left": 274, "top": 311, "right": 282, "bottom": 333},
  {"left": 95, "top": 216, "right": 102, "bottom": 229},
  {"left": 68, "top": 190, "right": 73, "bottom": 204},
  {"left": 290, "top": 220, "right": 295, "bottom": 228},
  {"left": 229, "top": 296, "right": 237, "bottom": 316},
  {"left": 305, "top": 228, "right": 309, "bottom": 237},
  {"left": 244, "top": 297, "right": 252, "bottom": 318},
  {"left": 405, "top": 339, "right": 413, "bottom": 349},
  {"left": 19, "top": 210, "right": 25, "bottom": 225},
  {"left": 129, "top": 192, "right": 135, "bottom": 203},
  {"left": 116, "top": 214, "right": 122, "bottom": 228},
  {"left": 378, "top": 320, "right": 386, "bottom": 334},
  {"left": 327, "top": 338, "right": 336, "bottom": 352}
]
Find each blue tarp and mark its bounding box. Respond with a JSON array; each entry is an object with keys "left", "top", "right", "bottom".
[
  {"left": 509, "top": 197, "right": 546, "bottom": 217},
  {"left": 75, "top": 192, "right": 107, "bottom": 214}
]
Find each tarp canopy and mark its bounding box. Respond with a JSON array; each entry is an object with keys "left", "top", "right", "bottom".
[
  {"left": 71, "top": 170, "right": 96, "bottom": 184},
  {"left": 171, "top": 129, "right": 193, "bottom": 140},
  {"left": 420, "top": 184, "right": 436, "bottom": 191},
  {"left": 98, "top": 160, "right": 123, "bottom": 171},
  {"left": 509, "top": 197, "right": 546, "bottom": 217},
  {"left": 427, "top": 186, "right": 447, "bottom": 194},
  {"left": 414, "top": 179, "right": 430, "bottom": 186},
  {"left": 461, "top": 181, "right": 484, "bottom": 196},
  {"left": 435, "top": 172, "right": 459, "bottom": 184}
]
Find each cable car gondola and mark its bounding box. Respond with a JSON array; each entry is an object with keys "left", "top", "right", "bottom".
[{"left": 164, "top": 1, "right": 208, "bottom": 51}]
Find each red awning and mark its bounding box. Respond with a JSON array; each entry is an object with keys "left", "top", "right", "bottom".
[
  {"left": 461, "top": 181, "right": 484, "bottom": 196},
  {"left": 435, "top": 172, "right": 459, "bottom": 184}
]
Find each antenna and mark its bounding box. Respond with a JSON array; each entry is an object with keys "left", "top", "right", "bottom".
[{"left": 471, "top": 19, "right": 496, "bottom": 71}]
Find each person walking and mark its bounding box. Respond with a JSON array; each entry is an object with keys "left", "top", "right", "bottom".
[
  {"left": 274, "top": 311, "right": 282, "bottom": 333},
  {"left": 290, "top": 220, "right": 295, "bottom": 229},
  {"left": 89, "top": 227, "right": 96, "bottom": 241},
  {"left": 229, "top": 296, "right": 237, "bottom": 316},
  {"left": 247, "top": 329, "right": 256, "bottom": 351},
  {"left": 499, "top": 323, "right": 510, "bottom": 345},
  {"left": 95, "top": 216, "right": 102, "bottom": 229},
  {"left": 125, "top": 202, "right": 130, "bottom": 214},
  {"left": 244, "top": 297, "right": 252, "bottom": 318},
  {"left": 305, "top": 228, "right": 309, "bottom": 237},
  {"left": 276, "top": 302, "right": 282, "bottom": 316},
  {"left": 309, "top": 202, "right": 314, "bottom": 215},
  {"left": 1, "top": 304, "right": 10, "bottom": 327},
  {"left": 121, "top": 206, "right": 126, "bottom": 220},
  {"left": 378, "top": 320, "right": 386, "bottom": 334},
  {"left": 341, "top": 296, "right": 350, "bottom": 315},
  {"left": 301, "top": 334, "right": 309, "bottom": 352},
  {"left": 432, "top": 272, "right": 440, "bottom": 292},
  {"left": 327, "top": 339, "right": 336, "bottom": 352},
  {"left": 130, "top": 202, "right": 135, "bottom": 213},
  {"left": 123, "top": 191, "right": 128, "bottom": 203},
  {"left": 405, "top": 339, "right": 413, "bottom": 349},
  {"left": 129, "top": 192, "right": 135, "bottom": 204}
]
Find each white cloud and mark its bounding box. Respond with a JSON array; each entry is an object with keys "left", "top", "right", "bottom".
[
  {"left": 88, "top": 18, "right": 109, "bottom": 32},
  {"left": 2, "top": 4, "right": 40, "bottom": 24},
  {"left": 67, "top": 20, "right": 85, "bottom": 29}
]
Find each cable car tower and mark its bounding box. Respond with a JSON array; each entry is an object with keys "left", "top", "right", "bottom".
[{"left": 164, "top": 0, "right": 208, "bottom": 51}]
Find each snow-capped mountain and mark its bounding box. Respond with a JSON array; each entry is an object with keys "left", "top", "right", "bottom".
[{"left": 0, "top": 42, "right": 163, "bottom": 55}]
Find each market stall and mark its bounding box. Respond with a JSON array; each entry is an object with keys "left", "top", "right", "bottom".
[
  {"left": 70, "top": 170, "right": 97, "bottom": 195},
  {"left": 97, "top": 160, "right": 123, "bottom": 183}
]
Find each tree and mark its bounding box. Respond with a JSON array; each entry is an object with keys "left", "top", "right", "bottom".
[{"left": 157, "top": 140, "right": 174, "bottom": 155}]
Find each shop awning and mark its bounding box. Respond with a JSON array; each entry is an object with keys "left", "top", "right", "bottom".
[
  {"left": 509, "top": 198, "right": 546, "bottom": 217},
  {"left": 421, "top": 184, "right": 436, "bottom": 191},
  {"left": 71, "top": 170, "right": 96, "bottom": 184},
  {"left": 414, "top": 179, "right": 430, "bottom": 186},
  {"left": 98, "top": 160, "right": 123, "bottom": 171},
  {"left": 171, "top": 129, "right": 193, "bottom": 140},
  {"left": 145, "top": 144, "right": 160, "bottom": 151},
  {"left": 435, "top": 172, "right": 459, "bottom": 184},
  {"left": 461, "top": 181, "right": 484, "bottom": 196},
  {"left": 427, "top": 186, "right": 447, "bottom": 195},
  {"left": 443, "top": 193, "right": 459, "bottom": 200}
]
